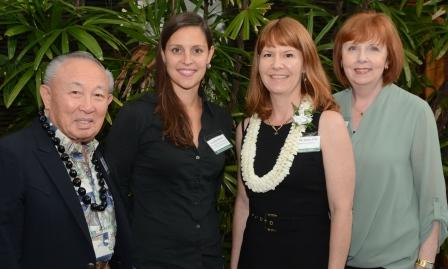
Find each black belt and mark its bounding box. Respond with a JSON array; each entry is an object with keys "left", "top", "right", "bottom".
[
  {"left": 249, "top": 211, "right": 329, "bottom": 232},
  {"left": 250, "top": 212, "right": 279, "bottom": 232}
]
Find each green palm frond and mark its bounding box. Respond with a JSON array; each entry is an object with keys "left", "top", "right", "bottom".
[{"left": 224, "top": 0, "right": 271, "bottom": 40}]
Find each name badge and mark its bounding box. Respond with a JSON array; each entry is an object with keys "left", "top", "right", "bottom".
[
  {"left": 99, "top": 156, "right": 110, "bottom": 175},
  {"left": 298, "top": 135, "right": 320, "bottom": 152},
  {"left": 206, "top": 133, "right": 232, "bottom": 154}
]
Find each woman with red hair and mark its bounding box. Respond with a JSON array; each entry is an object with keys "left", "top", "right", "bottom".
[
  {"left": 333, "top": 11, "right": 448, "bottom": 269},
  {"left": 231, "top": 17, "right": 355, "bottom": 269}
]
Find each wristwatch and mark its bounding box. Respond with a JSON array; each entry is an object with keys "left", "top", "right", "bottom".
[{"left": 415, "top": 259, "right": 434, "bottom": 269}]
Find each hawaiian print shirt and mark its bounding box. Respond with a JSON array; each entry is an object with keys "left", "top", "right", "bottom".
[{"left": 55, "top": 129, "right": 117, "bottom": 262}]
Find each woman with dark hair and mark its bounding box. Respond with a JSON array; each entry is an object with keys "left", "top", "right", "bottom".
[
  {"left": 230, "top": 17, "right": 355, "bottom": 269},
  {"left": 104, "top": 12, "right": 232, "bottom": 269},
  {"left": 333, "top": 11, "right": 448, "bottom": 269}
]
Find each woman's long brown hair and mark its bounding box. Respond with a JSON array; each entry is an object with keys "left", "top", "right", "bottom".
[{"left": 154, "top": 12, "right": 213, "bottom": 147}]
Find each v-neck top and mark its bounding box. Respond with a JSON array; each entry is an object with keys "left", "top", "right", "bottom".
[{"left": 334, "top": 84, "right": 448, "bottom": 269}]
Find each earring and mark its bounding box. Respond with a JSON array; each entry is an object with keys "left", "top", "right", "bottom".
[
  {"left": 302, "top": 72, "right": 310, "bottom": 93},
  {"left": 302, "top": 72, "right": 308, "bottom": 83},
  {"left": 207, "top": 63, "right": 211, "bottom": 69},
  {"left": 385, "top": 63, "right": 389, "bottom": 70}
]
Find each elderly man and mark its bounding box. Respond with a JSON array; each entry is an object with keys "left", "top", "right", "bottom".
[{"left": 0, "top": 51, "right": 132, "bottom": 269}]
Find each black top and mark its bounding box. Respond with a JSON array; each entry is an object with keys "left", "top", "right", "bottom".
[
  {"left": 103, "top": 93, "right": 232, "bottom": 269},
  {"left": 238, "top": 113, "right": 330, "bottom": 268}
]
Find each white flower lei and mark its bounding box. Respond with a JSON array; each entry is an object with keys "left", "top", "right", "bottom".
[{"left": 240, "top": 97, "right": 313, "bottom": 193}]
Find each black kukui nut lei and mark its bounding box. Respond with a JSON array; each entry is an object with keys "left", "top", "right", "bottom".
[{"left": 38, "top": 109, "right": 108, "bottom": 212}]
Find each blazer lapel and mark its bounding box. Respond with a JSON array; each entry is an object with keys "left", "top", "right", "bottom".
[
  {"left": 95, "top": 147, "right": 133, "bottom": 265},
  {"left": 94, "top": 148, "right": 123, "bottom": 224},
  {"left": 31, "top": 120, "right": 92, "bottom": 244}
]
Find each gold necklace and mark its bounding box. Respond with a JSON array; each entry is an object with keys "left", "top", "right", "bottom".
[
  {"left": 267, "top": 118, "right": 290, "bottom": 135},
  {"left": 352, "top": 105, "right": 364, "bottom": 116}
]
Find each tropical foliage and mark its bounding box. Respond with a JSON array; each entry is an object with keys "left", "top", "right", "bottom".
[{"left": 0, "top": 0, "right": 130, "bottom": 129}]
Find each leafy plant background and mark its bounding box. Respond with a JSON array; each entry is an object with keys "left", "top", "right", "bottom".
[{"left": 1, "top": 0, "right": 447, "bottom": 267}]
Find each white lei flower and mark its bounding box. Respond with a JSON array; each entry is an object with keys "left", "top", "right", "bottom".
[{"left": 240, "top": 97, "right": 313, "bottom": 193}]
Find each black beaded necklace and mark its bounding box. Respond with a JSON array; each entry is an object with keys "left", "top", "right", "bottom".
[{"left": 38, "top": 109, "right": 108, "bottom": 212}]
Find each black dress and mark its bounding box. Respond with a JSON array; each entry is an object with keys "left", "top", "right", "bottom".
[{"left": 238, "top": 113, "right": 330, "bottom": 268}]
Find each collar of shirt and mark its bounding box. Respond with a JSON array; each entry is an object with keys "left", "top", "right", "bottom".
[{"left": 54, "top": 128, "right": 98, "bottom": 160}]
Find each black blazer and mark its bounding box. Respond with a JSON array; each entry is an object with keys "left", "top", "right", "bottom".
[{"left": 0, "top": 119, "right": 132, "bottom": 269}]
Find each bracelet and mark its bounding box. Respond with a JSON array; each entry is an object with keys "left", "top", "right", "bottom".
[{"left": 415, "top": 258, "right": 434, "bottom": 269}]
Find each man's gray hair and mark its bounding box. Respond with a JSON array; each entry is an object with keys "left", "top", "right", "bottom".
[{"left": 42, "top": 51, "right": 114, "bottom": 93}]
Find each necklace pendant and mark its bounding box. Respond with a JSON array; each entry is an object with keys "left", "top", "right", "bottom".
[{"left": 269, "top": 120, "right": 284, "bottom": 136}]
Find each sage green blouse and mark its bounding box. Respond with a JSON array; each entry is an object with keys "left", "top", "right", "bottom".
[{"left": 334, "top": 84, "right": 448, "bottom": 269}]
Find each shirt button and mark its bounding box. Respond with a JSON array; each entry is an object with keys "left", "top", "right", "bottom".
[
  {"left": 196, "top": 224, "right": 201, "bottom": 229},
  {"left": 195, "top": 155, "right": 200, "bottom": 160}
]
